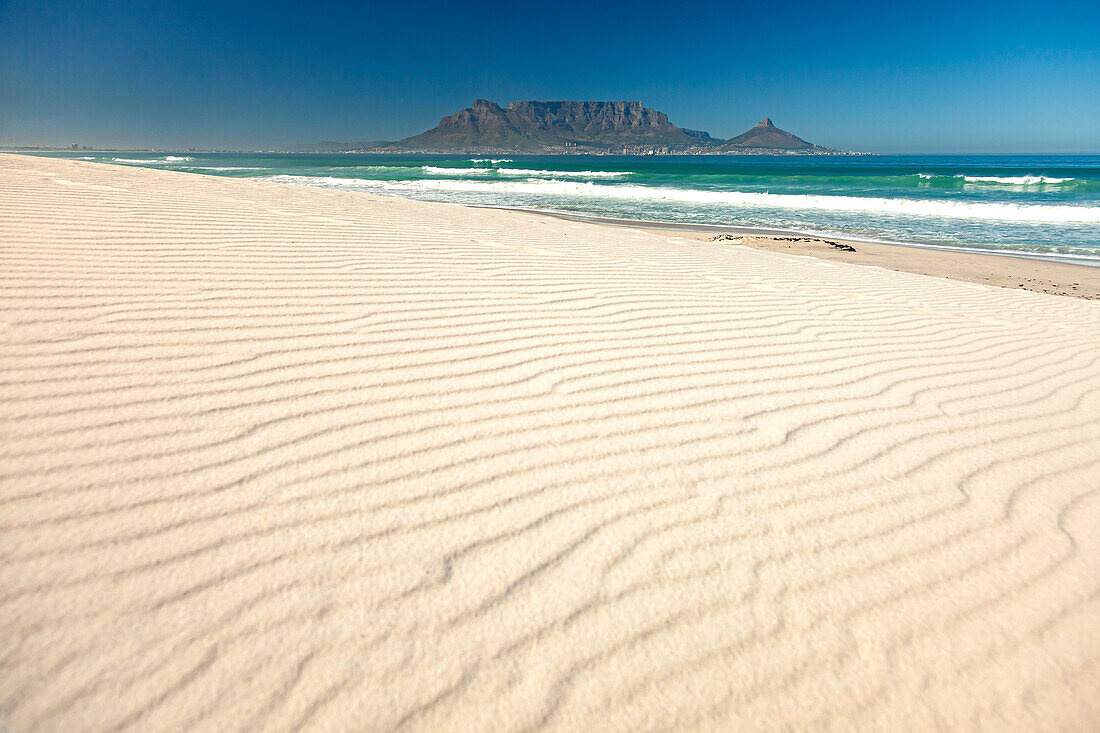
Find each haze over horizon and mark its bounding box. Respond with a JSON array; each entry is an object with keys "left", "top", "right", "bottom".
[{"left": 1, "top": 0, "right": 1098, "bottom": 153}]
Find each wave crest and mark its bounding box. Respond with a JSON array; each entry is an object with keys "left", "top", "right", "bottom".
[
  {"left": 420, "top": 166, "right": 494, "bottom": 176},
  {"left": 496, "top": 168, "right": 630, "bottom": 178},
  {"left": 113, "top": 156, "right": 194, "bottom": 164},
  {"left": 421, "top": 166, "right": 629, "bottom": 178},
  {"left": 918, "top": 172, "right": 1076, "bottom": 185},
  {"left": 260, "top": 175, "right": 1100, "bottom": 224},
  {"left": 962, "top": 174, "right": 1071, "bottom": 185}
]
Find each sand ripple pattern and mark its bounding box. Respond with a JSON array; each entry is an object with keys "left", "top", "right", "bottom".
[{"left": 1, "top": 154, "right": 1099, "bottom": 731}]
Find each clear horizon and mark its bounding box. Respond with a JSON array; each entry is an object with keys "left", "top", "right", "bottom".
[{"left": 2, "top": 0, "right": 1098, "bottom": 154}]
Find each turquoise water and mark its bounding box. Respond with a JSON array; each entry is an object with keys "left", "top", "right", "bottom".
[{"left": 39, "top": 152, "right": 1100, "bottom": 263}]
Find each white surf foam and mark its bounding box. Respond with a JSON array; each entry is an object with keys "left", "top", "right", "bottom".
[
  {"left": 496, "top": 168, "right": 631, "bottom": 178},
  {"left": 260, "top": 175, "right": 1100, "bottom": 224},
  {"left": 962, "top": 175, "right": 1072, "bottom": 185},
  {"left": 420, "top": 166, "right": 496, "bottom": 175},
  {"left": 918, "top": 172, "right": 1075, "bottom": 185},
  {"left": 112, "top": 156, "right": 194, "bottom": 164},
  {"left": 421, "top": 166, "right": 629, "bottom": 178},
  {"left": 345, "top": 165, "right": 421, "bottom": 172},
  {"left": 187, "top": 166, "right": 270, "bottom": 171},
  {"left": 469, "top": 158, "right": 513, "bottom": 163}
]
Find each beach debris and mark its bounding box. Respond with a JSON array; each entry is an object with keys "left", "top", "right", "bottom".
[
  {"left": 763, "top": 235, "right": 862, "bottom": 252},
  {"left": 710, "top": 233, "right": 857, "bottom": 252}
]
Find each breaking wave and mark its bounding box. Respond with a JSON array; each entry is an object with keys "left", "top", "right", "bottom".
[
  {"left": 420, "top": 166, "right": 495, "bottom": 176},
  {"left": 918, "top": 172, "right": 1076, "bottom": 185},
  {"left": 495, "top": 168, "right": 631, "bottom": 178},
  {"left": 962, "top": 174, "right": 1072, "bottom": 184},
  {"left": 259, "top": 174, "right": 1100, "bottom": 224},
  {"left": 421, "top": 166, "right": 630, "bottom": 178},
  {"left": 113, "top": 156, "right": 194, "bottom": 164}
]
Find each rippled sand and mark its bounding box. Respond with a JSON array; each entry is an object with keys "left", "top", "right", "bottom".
[{"left": 2, "top": 153, "right": 1098, "bottom": 731}]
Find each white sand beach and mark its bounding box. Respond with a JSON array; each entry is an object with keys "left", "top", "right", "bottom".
[{"left": 2, "top": 153, "right": 1099, "bottom": 730}]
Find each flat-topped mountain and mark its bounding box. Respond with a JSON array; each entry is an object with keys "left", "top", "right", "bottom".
[
  {"left": 386, "top": 99, "right": 717, "bottom": 153},
  {"left": 308, "top": 100, "right": 839, "bottom": 155},
  {"left": 717, "top": 118, "right": 828, "bottom": 152}
]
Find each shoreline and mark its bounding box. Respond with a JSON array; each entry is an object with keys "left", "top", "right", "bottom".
[
  {"left": 15, "top": 152, "right": 1100, "bottom": 299},
  {"left": 16, "top": 152, "right": 1100, "bottom": 296},
  {"left": 498, "top": 206, "right": 1099, "bottom": 264},
  {"left": 497, "top": 207, "right": 1100, "bottom": 299}
]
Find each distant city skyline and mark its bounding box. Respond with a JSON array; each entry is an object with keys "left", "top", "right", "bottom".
[{"left": 2, "top": 0, "right": 1099, "bottom": 153}]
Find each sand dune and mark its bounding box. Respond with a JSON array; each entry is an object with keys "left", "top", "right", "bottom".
[{"left": 1, "top": 153, "right": 1099, "bottom": 731}]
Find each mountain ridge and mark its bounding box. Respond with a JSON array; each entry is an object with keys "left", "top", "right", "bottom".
[{"left": 376, "top": 100, "right": 837, "bottom": 155}]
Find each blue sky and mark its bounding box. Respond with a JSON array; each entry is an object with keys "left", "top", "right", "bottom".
[{"left": 1, "top": 0, "right": 1098, "bottom": 152}]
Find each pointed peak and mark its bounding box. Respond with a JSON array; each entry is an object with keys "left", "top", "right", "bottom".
[{"left": 756, "top": 118, "right": 775, "bottom": 128}]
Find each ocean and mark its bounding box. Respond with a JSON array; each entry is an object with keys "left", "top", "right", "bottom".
[{"left": 41, "top": 152, "right": 1100, "bottom": 263}]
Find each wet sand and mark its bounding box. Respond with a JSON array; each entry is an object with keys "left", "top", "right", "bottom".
[{"left": 520, "top": 209, "right": 1100, "bottom": 299}]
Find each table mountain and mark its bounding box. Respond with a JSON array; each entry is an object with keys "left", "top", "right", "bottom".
[
  {"left": 385, "top": 99, "right": 717, "bottom": 153},
  {"left": 361, "top": 100, "right": 837, "bottom": 154}
]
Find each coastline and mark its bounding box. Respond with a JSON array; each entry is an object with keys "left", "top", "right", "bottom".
[
  {"left": 502, "top": 208, "right": 1100, "bottom": 299},
  {"left": 3, "top": 153, "right": 1099, "bottom": 730},
  {"left": 24, "top": 151, "right": 1100, "bottom": 293}
]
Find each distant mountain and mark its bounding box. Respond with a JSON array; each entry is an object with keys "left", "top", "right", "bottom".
[
  {"left": 384, "top": 99, "right": 718, "bottom": 154},
  {"left": 309, "top": 101, "right": 838, "bottom": 155},
  {"left": 290, "top": 140, "right": 389, "bottom": 153},
  {"left": 717, "top": 118, "right": 831, "bottom": 152}
]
